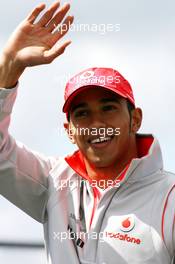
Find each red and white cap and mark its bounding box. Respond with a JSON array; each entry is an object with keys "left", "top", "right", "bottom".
[{"left": 62, "top": 67, "right": 135, "bottom": 113}]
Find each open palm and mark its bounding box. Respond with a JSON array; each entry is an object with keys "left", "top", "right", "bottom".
[{"left": 4, "top": 1, "right": 74, "bottom": 67}]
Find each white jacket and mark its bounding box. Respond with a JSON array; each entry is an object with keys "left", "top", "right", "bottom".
[{"left": 0, "top": 84, "right": 175, "bottom": 264}]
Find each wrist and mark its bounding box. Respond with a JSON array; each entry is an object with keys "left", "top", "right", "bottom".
[{"left": 0, "top": 52, "right": 25, "bottom": 88}]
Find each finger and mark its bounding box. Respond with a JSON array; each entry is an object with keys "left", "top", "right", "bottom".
[
  {"left": 46, "top": 3, "right": 70, "bottom": 32},
  {"left": 52, "top": 16, "right": 74, "bottom": 41},
  {"left": 43, "top": 40, "right": 72, "bottom": 62},
  {"left": 37, "top": 1, "right": 60, "bottom": 27},
  {"left": 26, "top": 3, "right": 46, "bottom": 24}
]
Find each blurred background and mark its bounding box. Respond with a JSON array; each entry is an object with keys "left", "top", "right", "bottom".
[{"left": 0, "top": 0, "right": 175, "bottom": 263}]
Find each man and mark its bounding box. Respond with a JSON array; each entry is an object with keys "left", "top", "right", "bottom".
[{"left": 0, "top": 2, "right": 174, "bottom": 264}]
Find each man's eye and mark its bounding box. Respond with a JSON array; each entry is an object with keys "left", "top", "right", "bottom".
[
  {"left": 102, "top": 105, "right": 117, "bottom": 111},
  {"left": 74, "top": 110, "right": 88, "bottom": 118}
]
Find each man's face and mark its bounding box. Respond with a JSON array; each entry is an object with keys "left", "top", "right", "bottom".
[{"left": 66, "top": 87, "right": 139, "bottom": 168}]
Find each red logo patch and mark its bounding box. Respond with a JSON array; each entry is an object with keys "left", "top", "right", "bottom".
[{"left": 120, "top": 216, "right": 135, "bottom": 232}]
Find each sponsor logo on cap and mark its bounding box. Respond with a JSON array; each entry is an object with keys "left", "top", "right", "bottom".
[{"left": 80, "top": 70, "right": 95, "bottom": 80}]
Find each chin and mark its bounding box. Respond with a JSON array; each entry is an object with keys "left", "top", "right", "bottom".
[{"left": 87, "top": 155, "right": 116, "bottom": 168}]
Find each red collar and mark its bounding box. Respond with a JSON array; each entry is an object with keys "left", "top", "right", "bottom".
[{"left": 64, "top": 134, "right": 154, "bottom": 183}]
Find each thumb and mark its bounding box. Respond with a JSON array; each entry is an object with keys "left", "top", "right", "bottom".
[{"left": 43, "top": 40, "right": 72, "bottom": 63}]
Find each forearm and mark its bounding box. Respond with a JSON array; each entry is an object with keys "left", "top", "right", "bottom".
[
  {"left": 0, "top": 53, "right": 25, "bottom": 89},
  {"left": 0, "top": 84, "right": 50, "bottom": 223}
]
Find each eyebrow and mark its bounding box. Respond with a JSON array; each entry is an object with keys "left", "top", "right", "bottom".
[
  {"left": 70, "top": 103, "right": 88, "bottom": 113},
  {"left": 71, "top": 97, "right": 121, "bottom": 113},
  {"left": 100, "top": 97, "right": 121, "bottom": 104}
]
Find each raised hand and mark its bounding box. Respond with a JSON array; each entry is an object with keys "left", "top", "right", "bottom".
[{"left": 0, "top": 1, "right": 74, "bottom": 87}]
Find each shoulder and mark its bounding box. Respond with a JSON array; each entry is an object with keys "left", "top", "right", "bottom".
[{"left": 161, "top": 170, "right": 175, "bottom": 189}]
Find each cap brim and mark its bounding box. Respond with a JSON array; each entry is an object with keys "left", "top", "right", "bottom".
[{"left": 62, "top": 84, "right": 127, "bottom": 113}]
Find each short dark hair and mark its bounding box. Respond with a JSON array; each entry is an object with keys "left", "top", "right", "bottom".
[
  {"left": 67, "top": 99, "right": 135, "bottom": 122},
  {"left": 127, "top": 100, "right": 135, "bottom": 118}
]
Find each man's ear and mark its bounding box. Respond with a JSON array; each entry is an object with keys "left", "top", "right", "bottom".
[
  {"left": 64, "top": 122, "right": 76, "bottom": 144},
  {"left": 130, "top": 108, "right": 142, "bottom": 133}
]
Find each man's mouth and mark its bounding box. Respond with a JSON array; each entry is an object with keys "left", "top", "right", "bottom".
[{"left": 87, "top": 135, "right": 114, "bottom": 148}]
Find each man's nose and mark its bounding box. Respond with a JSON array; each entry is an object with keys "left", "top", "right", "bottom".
[{"left": 89, "top": 111, "right": 106, "bottom": 128}]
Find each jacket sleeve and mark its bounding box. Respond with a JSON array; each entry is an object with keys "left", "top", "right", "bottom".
[
  {"left": 162, "top": 183, "right": 175, "bottom": 259},
  {"left": 0, "top": 84, "right": 54, "bottom": 223}
]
